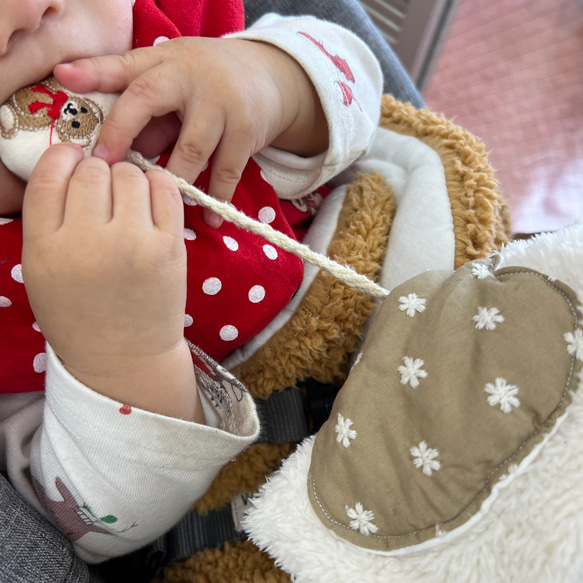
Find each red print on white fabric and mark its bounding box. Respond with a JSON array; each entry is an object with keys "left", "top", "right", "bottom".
[{"left": 297, "top": 31, "right": 361, "bottom": 111}]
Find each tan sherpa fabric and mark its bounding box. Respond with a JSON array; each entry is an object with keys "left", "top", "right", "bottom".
[
  {"left": 160, "top": 98, "right": 513, "bottom": 582},
  {"left": 159, "top": 540, "right": 289, "bottom": 583},
  {"left": 194, "top": 442, "right": 295, "bottom": 516},
  {"left": 380, "top": 95, "right": 512, "bottom": 268}
]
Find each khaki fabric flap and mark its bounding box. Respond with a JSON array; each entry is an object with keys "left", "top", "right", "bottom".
[{"left": 308, "top": 257, "right": 582, "bottom": 552}]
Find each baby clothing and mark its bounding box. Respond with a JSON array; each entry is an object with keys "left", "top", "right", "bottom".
[
  {"left": 0, "top": 0, "right": 382, "bottom": 394},
  {"left": 0, "top": 0, "right": 383, "bottom": 563}
]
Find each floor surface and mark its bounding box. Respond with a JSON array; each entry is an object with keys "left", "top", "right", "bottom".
[{"left": 424, "top": 0, "right": 583, "bottom": 234}]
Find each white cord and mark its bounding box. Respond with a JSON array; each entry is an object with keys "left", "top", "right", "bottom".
[{"left": 127, "top": 150, "right": 390, "bottom": 299}]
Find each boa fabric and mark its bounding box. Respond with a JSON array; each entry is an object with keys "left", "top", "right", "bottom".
[{"left": 242, "top": 221, "right": 583, "bottom": 583}]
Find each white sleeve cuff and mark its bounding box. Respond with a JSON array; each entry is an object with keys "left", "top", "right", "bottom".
[
  {"left": 229, "top": 13, "right": 383, "bottom": 198},
  {"left": 32, "top": 344, "right": 259, "bottom": 562}
]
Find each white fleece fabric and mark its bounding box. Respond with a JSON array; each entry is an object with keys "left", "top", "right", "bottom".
[{"left": 242, "top": 221, "right": 583, "bottom": 583}]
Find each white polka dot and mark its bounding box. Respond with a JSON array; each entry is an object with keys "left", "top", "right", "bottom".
[
  {"left": 183, "top": 196, "right": 197, "bottom": 206},
  {"left": 202, "top": 161, "right": 209, "bottom": 172},
  {"left": 263, "top": 245, "right": 278, "bottom": 260},
  {"left": 149, "top": 155, "right": 161, "bottom": 165},
  {"left": 184, "top": 228, "right": 197, "bottom": 241},
  {"left": 0, "top": 218, "right": 13, "bottom": 225},
  {"left": 11, "top": 264, "right": 23, "bottom": 283},
  {"left": 248, "top": 285, "right": 265, "bottom": 303},
  {"left": 32, "top": 322, "right": 41, "bottom": 332},
  {"left": 202, "top": 277, "right": 222, "bottom": 295},
  {"left": 258, "top": 206, "right": 276, "bottom": 224},
  {"left": 33, "top": 353, "right": 47, "bottom": 373},
  {"left": 0, "top": 296, "right": 12, "bottom": 307},
  {"left": 260, "top": 170, "right": 269, "bottom": 183},
  {"left": 184, "top": 314, "right": 193, "bottom": 327},
  {"left": 223, "top": 236, "right": 239, "bottom": 251},
  {"left": 153, "top": 36, "right": 170, "bottom": 46},
  {"left": 220, "top": 325, "right": 239, "bottom": 342}
]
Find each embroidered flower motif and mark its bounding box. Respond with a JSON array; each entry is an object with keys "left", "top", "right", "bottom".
[
  {"left": 410, "top": 441, "right": 441, "bottom": 476},
  {"left": 398, "top": 293, "right": 427, "bottom": 317},
  {"left": 398, "top": 356, "right": 427, "bottom": 388},
  {"left": 564, "top": 328, "right": 583, "bottom": 361},
  {"left": 345, "top": 502, "right": 378, "bottom": 536},
  {"left": 335, "top": 413, "right": 357, "bottom": 448},
  {"left": 484, "top": 378, "right": 520, "bottom": 413},
  {"left": 473, "top": 306, "right": 505, "bottom": 330},
  {"left": 471, "top": 263, "right": 492, "bottom": 279}
]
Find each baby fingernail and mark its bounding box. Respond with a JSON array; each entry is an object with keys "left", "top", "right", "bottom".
[
  {"left": 206, "top": 211, "right": 223, "bottom": 229},
  {"left": 92, "top": 144, "right": 109, "bottom": 161}
]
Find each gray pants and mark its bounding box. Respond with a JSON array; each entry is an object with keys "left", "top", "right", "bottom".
[
  {"left": 0, "top": 2, "right": 422, "bottom": 582},
  {"left": 0, "top": 474, "right": 103, "bottom": 583}
]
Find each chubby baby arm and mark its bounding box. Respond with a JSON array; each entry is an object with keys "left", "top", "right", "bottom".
[
  {"left": 21, "top": 143, "right": 202, "bottom": 423},
  {"left": 17, "top": 144, "right": 260, "bottom": 560}
]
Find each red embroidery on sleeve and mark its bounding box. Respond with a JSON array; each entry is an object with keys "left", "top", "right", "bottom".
[
  {"left": 337, "top": 82, "right": 362, "bottom": 111},
  {"left": 297, "top": 32, "right": 355, "bottom": 82}
]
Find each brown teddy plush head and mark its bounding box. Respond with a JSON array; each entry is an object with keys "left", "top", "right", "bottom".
[
  {"left": 0, "top": 76, "right": 104, "bottom": 146},
  {"left": 0, "top": 76, "right": 118, "bottom": 181}
]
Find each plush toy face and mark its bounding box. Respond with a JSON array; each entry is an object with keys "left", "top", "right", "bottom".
[
  {"left": 0, "top": 77, "right": 104, "bottom": 146},
  {"left": 0, "top": 76, "right": 118, "bottom": 182}
]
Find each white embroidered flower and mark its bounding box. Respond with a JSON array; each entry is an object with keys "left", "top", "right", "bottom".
[
  {"left": 335, "top": 413, "right": 357, "bottom": 448},
  {"left": 398, "top": 293, "right": 427, "bottom": 317},
  {"left": 471, "top": 263, "right": 492, "bottom": 279},
  {"left": 564, "top": 328, "right": 583, "bottom": 361},
  {"left": 484, "top": 378, "right": 520, "bottom": 413},
  {"left": 473, "top": 306, "right": 505, "bottom": 330},
  {"left": 410, "top": 441, "right": 441, "bottom": 476},
  {"left": 346, "top": 503, "right": 378, "bottom": 536},
  {"left": 398, "top": 356, "right": 428, "bottom": 388}
]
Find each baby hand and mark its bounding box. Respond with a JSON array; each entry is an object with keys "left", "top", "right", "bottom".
[
  {"left": 21, "top": 143, "right": 202, "bottom": 421},
  {"left": 54, "top": 37, "right": 328, "bottom": 227}
]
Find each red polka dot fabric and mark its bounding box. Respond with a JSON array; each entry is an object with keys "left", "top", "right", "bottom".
[
  {"left": 180, "top": 157, "right": 304, "bottom": 362},
  {"left": 0, "top": 220, "right": 47, "bottom": 393}
]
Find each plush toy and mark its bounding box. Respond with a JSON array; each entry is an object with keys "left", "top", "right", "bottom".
[{"left": 0, "top": 76, "right": 118, "bottom": 182}]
